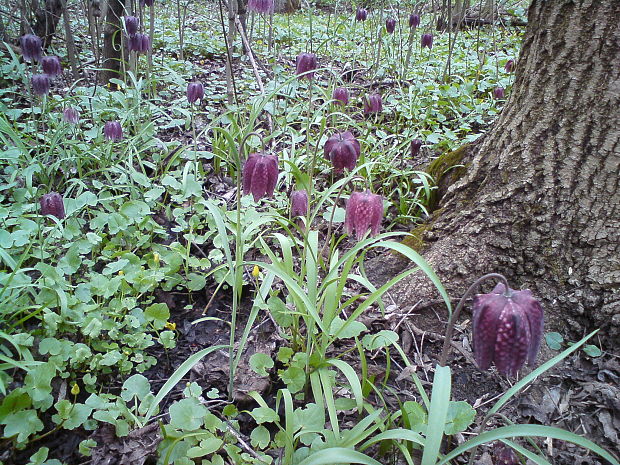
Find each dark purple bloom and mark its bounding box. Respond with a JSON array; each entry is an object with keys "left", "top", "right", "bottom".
[
  {"left": 493, "top": 87, "right": 505, "bottom": 99},
  {"left": 31, "top": 74, "right": 50, "bottom": 96},
  {"left": 363, "top": 93, "right": 383, "bottom": 115},
  {"left": 290, "top": 190, "right": 308, "bottom": 217},
  {"left": 355, "top": 7, "right": 368, "bottom": 21},
  {"left": 40, "top": 192, "right": 65, "bottom": 219},
  {"left": 385, "top": 18, "right": 396, "bottom": 34},
  {"left": 63, "top": 107, "right": 80, "bottom": 124},
  {"left": 104, "top": 121, "right": 123, "bottom": 141},
  {"left": 41, "top": 56, "right": 62, "bottom": 76},
  {"left": 504, "top": 59, "right": 515, "bottom": 73},
  {"left": 345, "top": 190, "right": 383, "bottom": 240},
  {"left": 493, "top": 443, "right": 519, "bottom": 465},
  {"left": 187, "top": 82, "right": 204, "bottom": 104},
  {"left": 243, "top": 153, "right": 279, "bottom": 202},
  {"left": 472, "top": 283, "right": 544, "bottom": 377},
  {"left": 20, "top": 34, "right": 42, "bottom": 62},
  {"left": 324, "top": 131, "right": 360, "bottom": 172},
  {"left": 409, "top": 13, "right": 420, "bottom": 28},
  {"left": 421, "top": 33, "right": 433, "bottom": 49},
  {"left": 141, "top": 0, "right": 154, "bottom": 6},
  {"left": 128, "top": 33, "right": 150, "bottom": 53},
  {"left": 125, "top": 16, "right": 139, "bottom": 35},
  {"left": 296, "top": 53, "right": 317, "bottom": 80},
  {"left": 248, "top": 0, "right": 274, "bottom": 14},
  {"left": 332, "top": 87, "right": 349, "bottom": 106},
  {"left": 410, "top": 139, "right": 423, "bottom": 157},
  {"left": 139, "top": 34, "right": 151, "bottom": 53}
]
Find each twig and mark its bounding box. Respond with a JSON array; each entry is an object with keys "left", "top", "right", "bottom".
[{"left": 224, "top": 421, "right": 269, "bottom": 463}]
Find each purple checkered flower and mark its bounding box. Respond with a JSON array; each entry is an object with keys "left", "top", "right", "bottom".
[
  {"left": 40, "top": 192, "right": 65, "bottom": 219},
  {"left": 63, "top": 108, "right": 80, "bottom": 124},
  {"left": 355, "top": 7, "right": 368, "bottom": 21},
  {"left": 472, "top": 283, "right": 544, "bottom": 377},
  {"left": 243, "top": 153, "right": 279, "bottom": 202},
  {"left": 345, "top": 190, "right": 383, "bottom": 240},
  {"left": 41, "top": 56, "right": 62, "bottom": 76},
  {"left": 296, "top": 52, "right": 317, "bottom": 80},
  {"left": 187, "top": 82, "right": 204, "bottom": 104},
  {"left": 324, "top": 131, "right": 360, "bottom": 172},
  {"left": 421, "top": 33, "right": 433, "bottom": 49},
  {"left": 504, "top": 59, "right": 515, "bottom": 73},
  {"left": 248, "top": 0, "right": 274, "bottom": 14},
  {"left": 20, "top": 34, "right": 42, "bottom": 62},
  {"left": 104, "top": 121, "right": 123, "bottom": 141},
  {"left": 290, "top": 190, "right": 308, "bottom": 217},
  {"left": 385, "top": 18, "right": 396, "bottom": 34},
  {"left": 332, "top": 87, "right": 349, "bottom": 106},
  {"left": 493, "top": 87, "right": 505, "bottom": 99},
  {"left": 125, "top": 16, "right": 139, "bottom": 35},
  {"left": 410, "top": 139, "right": 423, "bottom": 157},
  {"left": 31, "top": 74, "right": 50, "bottom": 96},
  {"left": 363, "top": 93, "right": 383, "bottom": 114},
  {"left": 409, "top": 13, "right": 420, "bottom": 28}
]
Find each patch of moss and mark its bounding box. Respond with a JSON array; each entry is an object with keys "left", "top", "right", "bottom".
[
  {"left": 394, "top": 222, "right": 434, "bottom": 258},
  {"left": 426, "top": 143, "right": 470, "bottom": 211}
]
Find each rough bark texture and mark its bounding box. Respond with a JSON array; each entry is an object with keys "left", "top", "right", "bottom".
[
  {"left": 274, "top": 0, "right": 299, "bottom": 14},
  {"left": 101, "top": 0, "right": 124, "bottom": 84},
  {"left": 32, "top": 0, "right": 62, "bottom": 47},
  {"left": 375, "top": 0, "right": 620, "bottom": 341}
]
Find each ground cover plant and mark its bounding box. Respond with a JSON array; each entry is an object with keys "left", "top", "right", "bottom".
[{"left": 1, "top": 0, "right": 619, "bottom": 464}]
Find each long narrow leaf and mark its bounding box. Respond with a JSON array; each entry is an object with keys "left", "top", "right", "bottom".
[
  {"left": 297, "top": 448, "right": 383, "bottom": 465},
  {"left": 421, "top": 365, "right": 451, "bottom": 465}
]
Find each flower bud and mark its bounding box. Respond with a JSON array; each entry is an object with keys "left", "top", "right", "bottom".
[
  {"left": 40, "top": 192, "right": 65, "bottom": 219},
  {"left": 493, "top": 87, "right": 505, "bottom": 99},
  {"left": 63, "top": 107, "right": 80, "bottom": 124},
  {"left": 41, "top": 56, "right": 62, "bottom": 76},
  {"left": 385, "top": 18, "right": 396, "bottom": 34},
  {"left": 71, "top": 383, "right": 80, "bottom": 395},
  {"left": 251, "top": 265, "right": 260, "bottom": 278},
  {"left": 20, "top": 34, "right": 42, "bottom": 62},
  {"left": 410, "top": 139, "right": 423, "bottom": 157},
  {"left": 125, "top": 16, "right": 139, "bottom": 35},
  {"left": 332, "top": 87, "right": 349, "bottom": 106},
  {"left": 290, "top": 190, "right": 309, "bottom": 217},
  {"left": 409, "top": 13, "right": 420, "bottom": 28},
  {"left": 296, "top": 52, "right": 318, "bottom": 80},
  {"left": 248, "top": 0, "right": 274, "bottom": 14},
  {"left": 345, "top": 190, "right": 383, "bottom": 240},
  {"left": 504, "top": 59, "right": 515, "bottom": 73},
  {"left": 324, "top": 131, "right": 361, "bottom": 172},
  {"left": 243, "top": 153, "right": 279, "bottom": 202},
  {"left": 363, "top": 93, "right": 383, "bottom": 115},
  {"left": 31, "top": 74, "right": 50, "bottom": 96},
  {"left": 421, "top": 33, "right": 433, "bottom": 49},
  {"left": 355, "top": 7, "right": 368, "bottom": 21},
  {"left": 472, "top": 283, "right": 544, "bottom": 377},
  {"left": 187, "top": 82, "right": 204, "bottom": 104},
  {"left": 104, "top": 121, "right": 123, "bottom": 141}
]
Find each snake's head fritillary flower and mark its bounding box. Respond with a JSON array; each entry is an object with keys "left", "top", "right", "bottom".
[
  {"left": 504, "top": 59, "right": 515, "bottom": 73},
  {"left": 290, "top": 190, "right": 309, "bottom": 217},
  {"left": 104, "top": 121, "right": 123, "bottom": 141},
  {"left": 324, "top": 131, "right": 361, "bottom": 172},
  {"left": 385, "top": 18, "right": 396, "bottom": 34},
  {"left": 40, "top": 192, "right": 65, "bottom": 219},
  {"left": 187, "top": 82, "right": 204, "bottom": 104},
  {"left": 355, "top": 7, "right": 368, "bottom": 21},
  {"left": 63, "top": 107, "right": 80, "bottom": 124},
  {"left": 409, "top": 13, "right": 420, "bottom": 28},
  {"left": 345, "top": 190, "right": 383, "bottom": 241},
  {"left": 493, "top": 87, "right": 505, "bottom": 99},
  {"left": 41, "top": 56, "right": 62, "bottom": 76},
  {"left": 243, "top": 153, "right": 279, "bottom": 202},
  {"left": 248, "top": 0, "right": 274, "bottom": 14},
  {"left": 296, "top": 52, "right": 318, "bottom": 80},
  {"left": 332, "top": 87, "right": 349, "bottom": 106},
  {"left": 31, "top": 74, "right": 50, "bottom": 96},
  {"left": 20, "top": 34, "right": 42, "bottom": 62},
  {"left": 363, "top": 93, "right": 383, "bottom": 115},
  {"left": 421, "top": 33, "right": 433, "bottom": 49},
  {"left": 472, "top": 283, "right": 544, "bottom": 377},
  {"left": 410, "top": 139, "right": 423, "bottom": 157}
]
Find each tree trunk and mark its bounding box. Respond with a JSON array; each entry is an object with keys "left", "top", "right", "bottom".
[
  {"left": 101, "top": 0, "right": 124, "bottom": 84},
  {"left": 274, "top": 0, "right": 299, "bottom": 14},
  {"left": 32, "top": 0, "right": 62, "bottom": 47},
  {"left": 374, "top": 0, "right": 620, "bottom": 341}
]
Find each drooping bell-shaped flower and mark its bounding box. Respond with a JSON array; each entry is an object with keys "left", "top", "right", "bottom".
[
  {"left": 31, "top": 74, "right": 50, "bottom": 96},
  {"left": 187, "top": 82, "right": 204, "bottom": 104},
  {"left": 410, "top": 139, "right": 423, "bottom": 157},
  {"left": 243, "top": 153, "right": 279, "bottom": 202},
  {"left": 20, "top": 34, "right": 43, "bottom": 62},
  {"left": 104, "top": 121, "right": 123, "bottom": 141},
  {"left": 128, "top": 33, "right": 150, "bottom": 53},
  {"left": 41, "top": 56, "right": 62, "bottom": 76},
  {"left": 472, "top": 283, "right": 544, "bottom": 377},
  {"left": 504, "top": 59, "right": 515, "bottom": 73},
  {"left": 421, "top": 33, "right": 433, "bottom": 49},
  {"left": 296, "top": 52, "right": 318, "bottom": 80},
  {"left": 139, "top": 34, "right": 151, "bottom": 53},
  {"left": 385, "top": 18, "right": 396, "bottom": 34},
  {"left": 493, "top": 443, "right": 519, "bottom": 465},
  {"left": 409, "top": 13, "right": 420, "bottom": 28},
  {"left": 355, "top": 7, "right": 368, "bottom": 21},
  {"left": 125, "top": 16, "right": 139, "bottom": 35},
  {"left": 323, "top": 131, "right": 361, "bottom": 172},
  {"left": 248, "top": 0, "right": 274, "bottom": 14},
  {"left": 332, "top": 87, "right": 349, "bottom": 106},
  {"left": 290, "top": 190, "right": 309, "bottom": 217},
  {"left": 63, "top": 107, "right": 80, "bottom": 124},
  {"left": 363, "top": 93, "right": 383, "bottom": 115},
  {"left": 493, "top": 87, "right": 505, "bottom": 99},
  {"left": 345, "top": 190, "right": 383, "bottom": 240},
  {"left": 40, "top": 192, "right": 65, "bottom": 219}
]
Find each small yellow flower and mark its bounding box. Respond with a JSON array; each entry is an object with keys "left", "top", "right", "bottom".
[
  {"left": 252, "top": 265, "right": 260, "bottom": 278},
  {"left": 153, "top": 252, "right": 160, "bottom": 265},
  {"left": 165, "top": 321, "right": 176, "bottom": 331},
  {"left": 71, "top": 383, "right": 80, "bottom": 395},
  {"left": 118, "top": 270, "right": 124, "bottom": 276}
]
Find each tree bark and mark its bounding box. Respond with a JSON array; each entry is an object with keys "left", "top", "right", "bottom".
[
  {"left": 101, "top": 0, "right": 124, "bottom": 84},
  {"left": 374, "top": 0, "right": 620, "bottom": 341},
  {"left": 32, "top": 0, "right": 62, "bottom": 47}
]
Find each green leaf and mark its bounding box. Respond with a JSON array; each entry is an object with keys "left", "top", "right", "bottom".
[
  {"left": 268, "top": 296, "right": 294, "bottom": 328},
  {"left": 421, "top": 365, "right": 451, "bottom": 465},
  {"left": 545, "top": 332, "right": 563, "bottom": 350},
  {"left": 186, "top": 273, "right": 206, "bottom": 291},
  {"left": 297, "top": 448, "right": 382, "bottom": 465},
  {"left": 121, "top": 374, "right": 151, "bottom": 401},
  {"left": 329, "top": 317, "right": 367, "bottom": 339},
  {"left": 79, "top": 438, "right": 97, "bottom": 457},
  {"left": 362, "top": 330, "right": 399, "bottom": 350},
  {"left": 250, "top": 406, "right": 279, "bottom": 424},
  {"left": 402, "top": 401, "right": 427, "bottom": 433},
  {"left": 144, "top": 303, "right": 170, "bottom": 330},
  {"left": 444, "top": 401, "right": 475, "bottom": 435},
  {"left": 249, "top": 353, "right": 274, "bottom": 377},
  {"left": 582, "top": 344, "right": 602, "bottom": 357},
  {"left": 250, "top": 425, "right": 271, "bottom": 449},
  {"left": 169, "top": 398, "right": 207, "bottom": 430},
  {"left": 279, "top": 365, "right": 306, "bottom": 394},
  {"left": 1, "top": 409, "right": 44, "bottom": 442}
]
